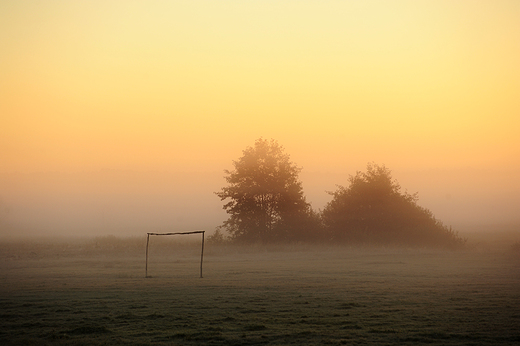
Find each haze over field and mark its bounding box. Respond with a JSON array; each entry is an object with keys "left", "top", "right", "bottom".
[{"left": 1, "top": 1, "right": 519, "bottom": 237}]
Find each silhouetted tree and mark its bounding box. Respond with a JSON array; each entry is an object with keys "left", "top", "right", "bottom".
[
  {"left": 216, "top": 138, "right": 314, "bottom": 243},
  {"left": 322, "top": 163, "right": 465, "bottom": 248}
]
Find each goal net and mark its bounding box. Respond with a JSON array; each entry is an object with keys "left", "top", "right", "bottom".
[{"left": 145, "top": 231, "right": 205, "bottom": 278}]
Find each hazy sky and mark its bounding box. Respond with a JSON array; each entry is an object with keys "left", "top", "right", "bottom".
[{"left": 1, "top": 1, "right": 519, "bottom": 236}]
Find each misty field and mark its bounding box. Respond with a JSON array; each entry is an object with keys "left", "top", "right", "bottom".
[{"left": 1, "top": 237, "right": 519, "bottom": 345}]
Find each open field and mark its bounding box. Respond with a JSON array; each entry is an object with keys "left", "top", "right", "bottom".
[{"left": 1, "top": 237, "right": 519, "bottom": 345}]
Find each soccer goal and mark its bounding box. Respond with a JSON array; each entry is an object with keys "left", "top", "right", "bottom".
[{"left": 145, "top": 231, "right": 205, "bottom": 278}]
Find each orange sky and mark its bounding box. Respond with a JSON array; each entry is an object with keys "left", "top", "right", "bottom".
[{"left": 1, "top": 1, "right": 519, "bottom": 235}]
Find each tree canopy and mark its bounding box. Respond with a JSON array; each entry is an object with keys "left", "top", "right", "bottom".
[
  {"left": 215, "top": 141, "right": 464, "bottom": 248},
  {"left": 216, "top": 138, "right": 314, "bottom": 243},
  {"left": 321, "top": 163, "right": 465, "bottom": 248}
]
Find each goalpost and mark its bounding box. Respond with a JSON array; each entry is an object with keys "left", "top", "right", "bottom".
[{"left": 145, "top": 231, "right": 205, "bottom": 278}]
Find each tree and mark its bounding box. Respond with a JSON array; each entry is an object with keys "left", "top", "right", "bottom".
[
  {"left": 216, "top": 138, "right": 313, "bottom": 243},
  {"left": 322, "top": 163, "right": 465, "bottom": 248}
]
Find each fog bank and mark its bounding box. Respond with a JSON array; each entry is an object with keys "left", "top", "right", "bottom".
[{"left": 1, "top": 168, "right": 519, "bottom": 238}]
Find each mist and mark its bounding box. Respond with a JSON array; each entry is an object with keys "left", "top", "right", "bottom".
[
  {"left": 1, "top": 167, "right": 519, "bottom": 239},
  {"left": 0, "top": 170, "right": 225, "bottom": 238}
]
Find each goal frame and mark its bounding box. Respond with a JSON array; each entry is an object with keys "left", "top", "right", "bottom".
[{"left": 145, "top": 231, "right": 205, "bottom": 278}]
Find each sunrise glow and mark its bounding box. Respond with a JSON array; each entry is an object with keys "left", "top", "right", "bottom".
[{"left": 1, "top": 0, "right": 519, "bottom": 235}]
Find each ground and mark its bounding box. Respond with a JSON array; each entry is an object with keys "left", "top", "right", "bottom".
[{"left": 1, "top": 238, "right": 519, "bottom": 345}]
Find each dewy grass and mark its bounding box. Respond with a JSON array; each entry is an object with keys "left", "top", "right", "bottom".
[{"left": 1, "top": 241, "right": 519, "bottom": 345}]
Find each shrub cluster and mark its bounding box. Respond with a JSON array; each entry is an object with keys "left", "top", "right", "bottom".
[{"left": 214, "top": 139, "right": 465, "bottom": 248}]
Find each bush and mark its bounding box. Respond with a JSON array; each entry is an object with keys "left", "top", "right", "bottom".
[{"left": 322, "top": 163, "right": 465, "bottom": 248}]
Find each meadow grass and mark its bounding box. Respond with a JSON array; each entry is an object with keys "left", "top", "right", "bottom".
[{"left": 1, "top": 238, "right": 519, "bottom": 345}]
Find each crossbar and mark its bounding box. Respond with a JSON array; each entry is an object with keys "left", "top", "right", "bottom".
[{"left": 148, "top": 231, "right": 204, "bottom": 236}]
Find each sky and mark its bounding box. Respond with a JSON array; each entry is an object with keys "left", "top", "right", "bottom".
[{"left": 1, "top": 1, "right": 519, "bottom": 236}]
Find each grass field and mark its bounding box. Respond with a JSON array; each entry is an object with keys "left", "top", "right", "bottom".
[{"left": 1, "top": 236, "right": 519, "bottom": 345}]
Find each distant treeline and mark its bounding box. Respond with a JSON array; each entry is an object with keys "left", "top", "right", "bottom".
[{"left": 213, "top": 139, "right": 466, "bottom": 248}]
